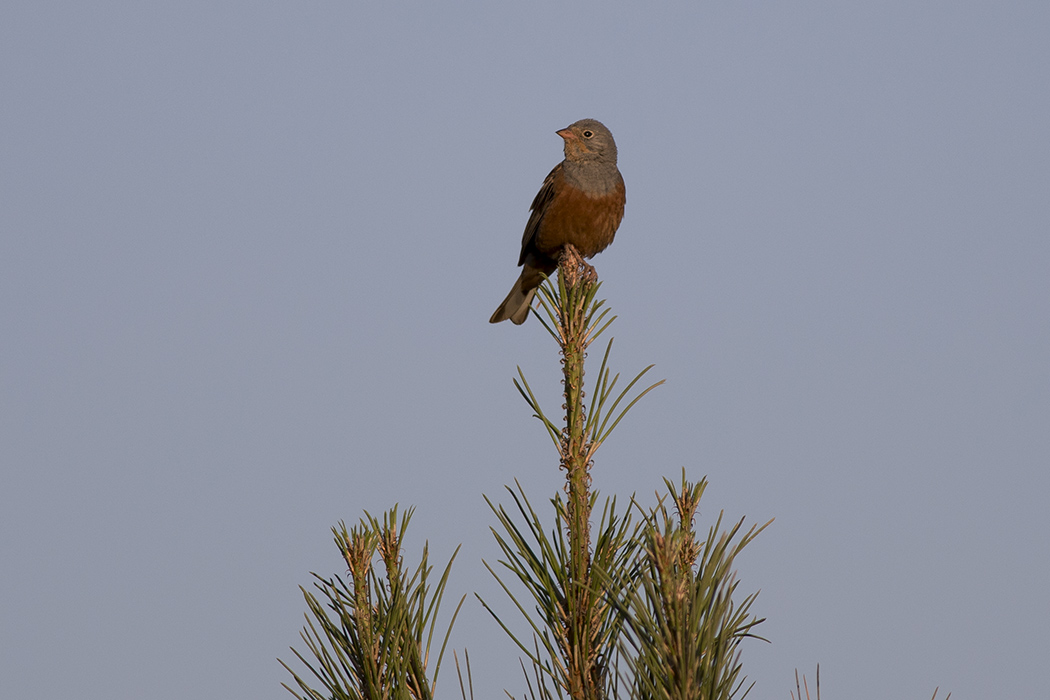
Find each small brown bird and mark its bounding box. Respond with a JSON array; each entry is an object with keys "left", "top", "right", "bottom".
[{"left": 490, "top": 119, "right": 626, "bottom": 324}]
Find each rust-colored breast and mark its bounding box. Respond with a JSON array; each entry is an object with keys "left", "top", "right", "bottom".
[{"left": 533, "top": 170, "right": 626, "bottom": 259}]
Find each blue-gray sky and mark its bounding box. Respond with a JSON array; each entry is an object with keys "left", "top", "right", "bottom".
[{"left": 2, "top": 2, "right": 1047, "bottom": 698}]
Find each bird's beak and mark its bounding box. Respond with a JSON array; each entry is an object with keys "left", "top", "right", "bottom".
[{"left": 556, "top": 127, "right": 576, "bottom": 140}]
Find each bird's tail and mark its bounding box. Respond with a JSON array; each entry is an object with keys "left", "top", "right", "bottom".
[{"left": 489, "top": 273, "right": 537, "bottom": 325}]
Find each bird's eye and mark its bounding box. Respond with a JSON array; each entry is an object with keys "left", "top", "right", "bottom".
[{"left": 582, "top": 130, "right": 594, "bottom": 138}]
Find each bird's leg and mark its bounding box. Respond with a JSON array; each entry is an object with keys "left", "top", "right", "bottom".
[
  {"left": 559, "top": 244, "right": 583, "bottom": 286},
  {"left": 558, "top": 244, "right": 597, "bottom": 286}
]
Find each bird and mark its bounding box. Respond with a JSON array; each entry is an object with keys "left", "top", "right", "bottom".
[{"left": 489, "top": 118, "right": 626, "bottom": 325}]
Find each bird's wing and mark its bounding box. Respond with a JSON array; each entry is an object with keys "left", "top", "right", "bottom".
[{"left": 518, "top": 163, "right": 562, "bottom": 267}]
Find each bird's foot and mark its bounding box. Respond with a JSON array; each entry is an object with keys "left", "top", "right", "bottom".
[{"left": 558, "top": 244, "right": 596, "bottom": 286}]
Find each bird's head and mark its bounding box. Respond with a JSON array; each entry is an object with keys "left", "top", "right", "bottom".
[{"left": 557, "top": 119, "right": 618, "bottom": 164}]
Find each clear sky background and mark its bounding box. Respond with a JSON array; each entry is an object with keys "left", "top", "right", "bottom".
[{"left": 2, "top": 2, "right": 1047, "bottom": 699}]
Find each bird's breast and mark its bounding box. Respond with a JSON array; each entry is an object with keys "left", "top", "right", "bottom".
[{"left": 535, "top": 174, "right": 625, "bottom": 258}]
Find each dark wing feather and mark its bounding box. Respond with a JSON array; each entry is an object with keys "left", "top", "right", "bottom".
[{"left": 517, "top": 163, "right": 562, "bottom": 267}]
